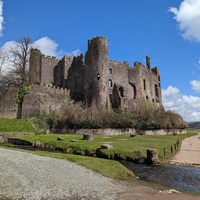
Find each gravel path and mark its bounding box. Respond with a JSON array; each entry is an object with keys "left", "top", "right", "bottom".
[
  {"left": 168, "top": 133, "right": 200, "bottom": 166},
  {"left": 0, "top": 148, "right": 126, "bottom": 200}
]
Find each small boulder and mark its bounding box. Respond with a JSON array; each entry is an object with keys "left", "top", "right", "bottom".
[
  {"left": 137, "top": 157, "right": 146, "bottom": 164},
  {"left": 101, "top": 144, "right": 113, "bottom": 149},
  {"left": 70, "top": 139, "right": 78, "bottom": 142},
  {"left": 57, "top": 137, "right": 65, "bottom": 141}
]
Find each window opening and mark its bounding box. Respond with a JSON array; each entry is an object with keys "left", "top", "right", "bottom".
[
  {"left": 109, "top": 79, "right": 112, "bottom": 87},
  {"left": 119, "top": 87, "right": 124, "bottom": 97},
  {"left": 155, "top": 84, "right": 159, "bottom": 97},
  {"left": 97, "top": 74, "right": 100, "bottom": 80},
  {"left": 143, "top": 79, "right": 146, "bottom": 90},
  {"left": 108, "top": 68, "right": 112, "bottom": 74},
  {"left": 133, "top": 85, "right": 137, "bottom": 99}
]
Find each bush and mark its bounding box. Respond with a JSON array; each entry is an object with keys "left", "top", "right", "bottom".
[{"left": 34, "top": 103, "right": 188, "bottom": 131}]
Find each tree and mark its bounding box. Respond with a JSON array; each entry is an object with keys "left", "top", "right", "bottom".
[
  {"left": 1, "top": 37, "right": 32, "bottom": 87},
  {"left": 0, "top": 48, "right": 6, "bottom": 83}
]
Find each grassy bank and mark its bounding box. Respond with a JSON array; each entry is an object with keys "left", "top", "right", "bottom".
[
  {"left": 0, "top": 118, "right": 37, "bottom": 132},
  {"left": 18, "top": 131, "right": 197, "bottom": 161}
]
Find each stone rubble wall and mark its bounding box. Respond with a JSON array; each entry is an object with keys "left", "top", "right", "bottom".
[{"left": 65, "top": 128, "right": 186, "bottom": 136}]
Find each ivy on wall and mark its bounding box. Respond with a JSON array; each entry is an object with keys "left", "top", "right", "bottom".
[{"left": 16, "top": 86, "right": 30, "bottom": 107}]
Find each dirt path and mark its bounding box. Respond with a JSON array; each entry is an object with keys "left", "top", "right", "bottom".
[{"left": 168, "top": 133, "right": 200, "bottom": 166}]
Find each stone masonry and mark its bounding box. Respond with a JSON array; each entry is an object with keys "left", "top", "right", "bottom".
[{"left": 29, "top": 36, "right": 162, "bottom": 114}]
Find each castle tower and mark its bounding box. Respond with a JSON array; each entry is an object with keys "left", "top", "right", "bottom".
[
  {"left": 29, "top": 49, "right": 42, "bottom": 85},
  {"left": 84, "top": 36, "right": 109, "bottom": 112}
]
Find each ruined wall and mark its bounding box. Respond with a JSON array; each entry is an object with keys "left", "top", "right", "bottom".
[
  {"left": 40, "top": 55, "right": 60, "bottom": 85},
  {"left": 0, "top": 87, "right": 18, "bottom": 118},
  {"left": 66, "top": 55, "right": 85, "bottom": 102},
  {"left": 22, "top": 84, "right": 71, "bottom": 117},
  {"left": 108, "top": 60, "right": 137, "bottom": 110}
]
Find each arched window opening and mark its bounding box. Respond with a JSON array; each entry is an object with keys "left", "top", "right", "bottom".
[
  {"left": 146, "top": 95, "right": 149, "bottom": 100},
  {"left": 97, "top": 74, "right": 100, "bottom": 80}
]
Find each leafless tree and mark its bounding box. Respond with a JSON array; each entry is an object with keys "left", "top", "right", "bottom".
[{"left": 2, "top": 37, "right": 32, "bottom": 87}]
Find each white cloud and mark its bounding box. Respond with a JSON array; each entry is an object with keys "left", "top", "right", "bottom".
[
  {"left": 68, "top": 49, "right": 82, "bottom": 57},
  {"left": 190, "top": 80, "right": 200, "bottom": 92},
  {"left": 169, "top": 0, "right": 200, "bottom": 42},
  {"left": 0, "top": 0, "right": 4, "bottom": 36},
  {"left": 162, "top": 85, "right": 200, "bottom": 122},
  {"left": 0, "top": 41, "right": 18, "bottom": 73},
  {"left": 33, "top": 36, "right": 60, "bottom": 57}
]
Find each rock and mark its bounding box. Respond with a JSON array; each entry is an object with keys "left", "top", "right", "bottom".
[
  {"left": 101, "top": 144, "right": 113, "bottom": 149},
  {"left": 146, "top": 149, "right": 158, "bottom": 165},
  {"left": 34, "top": 141, "right": 42, "bottom": 148},
  {"left": 0, "top": 135, "right": 4, "bottom": 143},
  {"left": 137, "top": 157, "right": 146, "bottom": 164},
  {"left": 70, "top": 139, "right": 78, "bottom": 142},
  {"left": 83, "top": 134, "right": 94, "bottom": 140},
  {"left": 57, "top": 137, "right": 65, "bottom": 141}
]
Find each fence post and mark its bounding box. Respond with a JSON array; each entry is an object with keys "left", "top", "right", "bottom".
[{"left": 163, "top": 147, "right": 166, "bottom": 157}]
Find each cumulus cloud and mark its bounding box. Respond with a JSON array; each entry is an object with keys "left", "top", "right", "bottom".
[
  {"left": 162, "top": 85, "right": 200, "bottom": 122},
  {"left": 68, "top": 49, "right": 82, "bottom": 57},
  {"left": 169, "top": 0, "right": 200, "bottom": 42},
  {"left": 0, "top": 0, "right": 3, "bottom": 36},
  {"left": 33, "top": 36, "right": 60, "bottom": 57},
  {"left": 190, "top": 80, "right": 200, "bottom": 92},
  {"left": 33, "top": 37, "right": 82, "bottom": 57}
]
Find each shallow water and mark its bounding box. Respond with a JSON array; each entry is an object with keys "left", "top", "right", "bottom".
[{"left": 122, "top": 162, "right": 200, "bottom": 194}]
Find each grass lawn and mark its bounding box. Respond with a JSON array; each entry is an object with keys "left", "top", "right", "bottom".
[
  {"left": 0, "top": 118, "right": 37, "bottom": 132},
  {"left": 18, "top": 130, "right": 198, "bottom": 160}
]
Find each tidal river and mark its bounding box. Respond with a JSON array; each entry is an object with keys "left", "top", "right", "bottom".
[{"left": 125, "top": 163, "right": 200, "bottom": 194}]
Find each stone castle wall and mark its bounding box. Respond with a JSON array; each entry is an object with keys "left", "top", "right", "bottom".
[
  {"left": 0, "top": 87, "right": 18, "bottom": 118},
  {"left": 22, "top": 84, "right": 71, "bottom": 118},
  {"left": 29, "top": 36, "right": 162, "bottom": 114}
]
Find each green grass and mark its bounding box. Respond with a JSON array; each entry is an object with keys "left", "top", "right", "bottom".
[
  {"left": 19, "top": 130, "right": 198, "bottom": 161},
  {"left": 0, "top": 118, "right": 37, "bottom": 132}
]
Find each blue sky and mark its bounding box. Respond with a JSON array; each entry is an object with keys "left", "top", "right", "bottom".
[{"left": 1, "top": 0, "right": 200, "bottom": 122}]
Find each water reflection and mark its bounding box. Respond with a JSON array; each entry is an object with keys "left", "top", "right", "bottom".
[{"left": 121, "top": 161, "right": 200, "bottom": 194}]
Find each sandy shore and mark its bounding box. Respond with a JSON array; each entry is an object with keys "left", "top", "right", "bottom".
[{"left": 168, "top": 133, "right": 200, "bottom": 166}]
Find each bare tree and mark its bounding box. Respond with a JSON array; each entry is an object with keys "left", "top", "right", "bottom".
[
  {"left": 0, "top": 49, "right": 6, "bottom": 81},
  {"left": 2, "top": 37, "right": 32, "bottom": 87}
]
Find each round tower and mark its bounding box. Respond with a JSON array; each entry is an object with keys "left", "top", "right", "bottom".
[{"left": 84, "top": 36, "right": 109, "bottom": 113}]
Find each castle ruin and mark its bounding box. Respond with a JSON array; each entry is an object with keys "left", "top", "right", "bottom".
[{"left": 29, "top": 36, "right": 162, "bottom": 113}]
